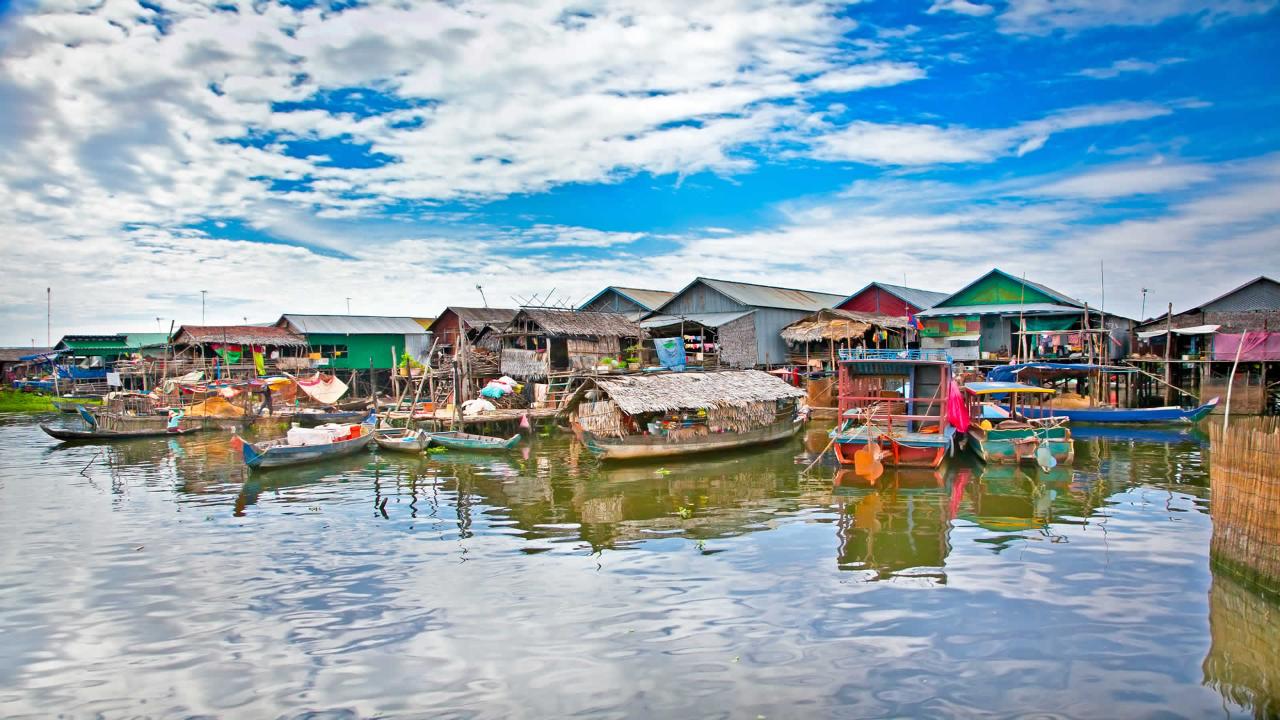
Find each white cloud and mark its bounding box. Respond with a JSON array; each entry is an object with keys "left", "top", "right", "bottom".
[
  {"left": 998, "top": 0, "right": 1277, "bottom": 35},
  {"left": 927, "top": 0, "right": 995, "bottom": 17},
  {"left": 1075, "top": 57, "right": 1188, "bottom": 79},
  {"left": 808, "top": 62, "right": 926, "bottom": 92},
  {"left": 806, "top": 101, "right": 1174, "bottom": 166},
  {"left": 1026, "top": 160, "right": 1214, "bottom": 198}
]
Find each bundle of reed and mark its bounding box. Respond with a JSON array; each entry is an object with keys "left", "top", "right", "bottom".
[
  {"left": 574, "top": 399, "right": 625, "bottom": 437},
  {"left": 1209, "top": 416, "right": 1280, "bottom": 595},
  {"left": 1201, "top": 572, "right": 1280, "bottom": 719},
  {"left": 707, "top": 400, "right": 781, "bottom": 433}
]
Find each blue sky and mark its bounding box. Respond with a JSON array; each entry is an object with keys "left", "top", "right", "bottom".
[{"left": 0, "top": 0, "right": 1278, "bottom": 343}]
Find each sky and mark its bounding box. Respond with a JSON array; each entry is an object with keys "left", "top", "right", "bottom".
[{"left": 0, "top": 0, "right": 1278, "bottom": 345}]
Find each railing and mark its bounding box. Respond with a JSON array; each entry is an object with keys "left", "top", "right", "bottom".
[{"left": 837, "top": 348, "right": 951, "bottom": 362}]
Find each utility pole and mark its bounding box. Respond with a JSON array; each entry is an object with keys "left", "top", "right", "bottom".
[
  {"left": 346, "top": 297, "right": 352, "bottom": 314},
  {"left": 1140, "top": 288, "right": 1148, "bottom": 320},
  {"left": 46, "top": 287, "right": 51, "bottom": 346},
  {"left": 200, "top": 290, "right": 208, "bottom": 324}
]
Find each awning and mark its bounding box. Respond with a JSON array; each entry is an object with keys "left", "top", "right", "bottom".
[
  {"left": 1137, "top": 324, "right": 1221, "bottom": 339},
  {"left": 641, "top": 310, "right": 754, "bottom": 329},
  {"left": 947, "top": 334, "right": 981, "bottom": 341}
]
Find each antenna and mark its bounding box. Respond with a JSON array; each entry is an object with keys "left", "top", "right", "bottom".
[
  {"left": 155, "top": 317, "right": 163, "bottom": 332},
  {"left": 476, "top": 284, "right": 488, "bottom": 308}
]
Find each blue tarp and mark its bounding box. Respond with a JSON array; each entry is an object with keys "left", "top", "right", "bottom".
[
  {"left": 654, "top": 337, "right": 686, "bottom": 372},
  {"left": 55, "top": 365, "right": 108, "bottom": 380},
  {"left": 19, "top": 350, "right": 61, "bottom": 362},
  {"left": 986, "top": 362, "right": 1134, "bottom": 384}
]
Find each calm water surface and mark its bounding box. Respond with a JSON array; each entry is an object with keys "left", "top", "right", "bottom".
[{"left": 1, "top": 415, "right": 1277, "bottom": 719}]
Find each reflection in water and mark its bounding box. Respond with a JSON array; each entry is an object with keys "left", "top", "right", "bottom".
[{"left": 1, "top": 415, "right": 1276, "bottom": 718}]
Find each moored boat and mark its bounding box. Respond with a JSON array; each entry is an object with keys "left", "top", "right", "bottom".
[
  {"left": 830, "top": 348, "right": 957, "bottom": 469},
  {"left": 237, "top": 418, "right": 376, "bottom": 469},
  {"left": 963, "top": 382, "right": 1074, "bottom": 467},
  {"left": 985, "top": 362, "right": 1218, "bottom": 425},
  {"left": 374, "top": 427, "right": 432, "bottom": 453},
  {"left": 40, "top": 424, "right": 202, "bottom": 441},
  {"left": 563, "top": 369, "right": 806, "bottom": 461},
  {"left": 425, "top": 431, "right": 522, "bottom": 452},
  {"left": 289, "top": 409, "right": 370, "bottom": 427}
]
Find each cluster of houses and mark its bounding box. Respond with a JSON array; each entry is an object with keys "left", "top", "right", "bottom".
[{"left": 4, "top": 270, "right": 1278, "bottom": 415}]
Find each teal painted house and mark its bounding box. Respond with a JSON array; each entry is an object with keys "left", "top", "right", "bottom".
[{"left": 276, "top": 314, "right": 430, "bottom": 370}]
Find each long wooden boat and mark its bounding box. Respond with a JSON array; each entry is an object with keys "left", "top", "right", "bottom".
[
  {"left": 963, "top": 382, "right": 1073, "bottom": 467},
  {"left": 1013, "top": 397, "right": 1218, "bottom": 425},
  {"left": 40, "top": 424, "right": 202, "bottom": 441},
  {"left": 830, "top": 349, "right": 956, "bottom": 469},
  {"left": 374, "top": 427, "right": 431, "bottom": 453},
  {"left": 576, "top": 417, "right": 802, "bottom": 461},
  {"left": 238, "top": 424, "right": 375, "bottom": 469},
  {"left": 426, "top": 431, "right": 522, "bottom": 452}
]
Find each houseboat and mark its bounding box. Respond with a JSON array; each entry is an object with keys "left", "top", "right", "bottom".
[
  {"left": 830, "top": 348, "right": 957, "bottom": 469},
  {"left": 963, "top": 382, "right": 1074, "bottom": 467},
  {"left": 564, "top": 369, "right": 806, "bottom": 461}
]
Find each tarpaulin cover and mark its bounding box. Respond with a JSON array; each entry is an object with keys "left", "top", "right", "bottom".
[
  {"left": 1213, "top": 332, "right": 1280, "bottom": 361},
  {"left": 295, "top": 373, "right": 349, "bottom": 404},
  {"left": 654, "top": 337, "right": 686, "bottom": 371},
  {"left": 185, "top": 396, "right": 246, "bottom": 418}
]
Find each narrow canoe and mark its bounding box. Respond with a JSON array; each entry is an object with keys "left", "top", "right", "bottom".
[
  {"left": 374, "top": 428, "right": 431, "bottom": 453},
  {"left": 1014, "top": 397, "right": 1219, "bottom": 425},
  {"left": 238, "top": 425, "right": 376, "bottom": 469},
  {"left": 40, "top": 424, "right": 203, "bottom": 441},
  {"left": 426, "top": 431, "right": 522, "bottom": 452},
  {"left": 577, "top": 418, "right": 802, "bottom": 461}
]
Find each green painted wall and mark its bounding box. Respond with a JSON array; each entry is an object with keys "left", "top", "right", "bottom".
[
  {"left": 938, "top": 272, "right": 1058, "bottom": 307},
  {"left": 303, "top": 333, "right": 405, "bottom": 370}
]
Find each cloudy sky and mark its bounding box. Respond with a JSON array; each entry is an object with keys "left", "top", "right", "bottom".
[{"left": 1, "top": 0, "right": 1277, "bottom": 344}]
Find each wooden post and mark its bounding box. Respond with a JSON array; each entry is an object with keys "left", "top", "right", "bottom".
[
  {"left": 1223, "top": 332, "right": 1249, "bottom": 432},
  {"left": 1163, "top": 303, "right": 1174, "bottom": 405},
  {"left": 369, "top": 358, "right": 377, "bottom": 408}
]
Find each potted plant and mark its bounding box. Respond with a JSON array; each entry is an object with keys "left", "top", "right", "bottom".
[{"left": 399, "top": 352, "right": 425, "bottom": 377}]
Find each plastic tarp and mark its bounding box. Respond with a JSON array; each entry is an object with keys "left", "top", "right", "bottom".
[
  {"left": 1022, "top": 317, "right": 1078, "bottom": 332},
  {"left": 654, "top": 337, "right": 686, "bottom": 371},
  {"left": 295, "top": 374, "right": 349, "bottom": 404},
  {"left": 1213, "top": 332, "right": 1280, "bottom": 361},
  {"left": 185, "top": 396, "right": 246, "bottom": 418},
  {"left": 1137, "top": 324, "right": 1221, "bottom": 339}
]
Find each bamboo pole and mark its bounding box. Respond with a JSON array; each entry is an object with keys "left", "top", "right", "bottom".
[
  {"left": 1223, "top": 331, "right": 1249, "bottom": 433},
  {"left": 1163, "top": 302, "right": 1174, "bottom": 404}
]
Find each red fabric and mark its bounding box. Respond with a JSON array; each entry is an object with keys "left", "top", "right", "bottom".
[{"left": 946, "top": 381, "right": 970, "bottom": 432}]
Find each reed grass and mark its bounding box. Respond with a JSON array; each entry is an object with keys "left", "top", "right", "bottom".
[
  {"left": 0, "top": 390, "right": 100, "bottom": 413},
  {"left": 1209, "top": 417, "right": 1280, "bottom": 596}
]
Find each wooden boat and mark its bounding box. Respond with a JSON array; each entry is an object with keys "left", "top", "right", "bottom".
[
  {"left": 40, "top": 424, "right": 202, "bottom": 441},
  {"left": 374, "top": 427, "right": 431, "bottom": 453},
  {"left": 830, "top": 349, "right": 956, "bottom": 469},
  {"left": 963, "top": 382, "right": 1074, "bottom": 467},
  {"left": 1013, "top": 397, "right": 1218, "bottom": 425},
  {"left": 426, "top": 431, "right": 522, "bottom": 452},
  {"left": 237, "top": 423, "right": 375, "bottom": 469},
  {"left": 576, "top": 417, "right": 801, "bottom": 460},
  {"left": 563, "top": 369, "right": 807, "bottom": 462}
]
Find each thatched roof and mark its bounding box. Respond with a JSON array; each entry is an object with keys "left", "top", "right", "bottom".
[
  {"left": 513, "top": 308, "right": 645, "bottom": 338},
  {"left": 451, "top": 307, "right": 518, "bottom": 329},
  {"left": 0, "top": 347, "right": 52, "bottom": 362},
  {"left": 780, "top": 308, "right": 910, "bottom": 343},
  {"left": 578, "top": 370, "right": 803, "bottom": 415},
  {"left": 173, "top": 325, "right": 308, "bottom": 347}
]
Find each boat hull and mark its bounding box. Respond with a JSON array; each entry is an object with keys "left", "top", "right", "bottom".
[
  {"left": 40, "top": 424, "right": 202, "bottom": 441},
  {"left": 1015, "top": 397, "right": 1218, "bottom": 425},
  {"left": 832, "top": 433, "right": 950, "bottom": 468},
  {"left": 241, "top": 428, "right": 375, "bottom": 469},
  {"left": 426, "top": 432, "right": 522, "bottom": 452},
  {"left": 580, "top": 419, "right": 801, "bottom": 461},
  {"left": 374, "top": 429, "right": 431, "bottom": 453},
  {"left": 967, "top": 426, "right": 1074, "bottom": 465}
]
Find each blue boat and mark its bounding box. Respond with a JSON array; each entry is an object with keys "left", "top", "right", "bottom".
[
  {"left": 985, "top": 363, "right": 1218, "bottom": 425},
  {"left": 237, "top": 422, "right": 376, "bottom": 469}
]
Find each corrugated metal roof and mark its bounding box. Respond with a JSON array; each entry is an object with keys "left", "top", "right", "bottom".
[
  {"left": 124, "top": 333, "right": 172, "bottom": 348},
  {"left": 447, "top": 307, "right": 518, "bottom": 329},
  {"left": 871, "top": 283, "right": 950, "bottom": 310},
  {"left": 610, "top": 287, "right": 676, "bottom": 310},
  {"left": 691, "top": 277, "right": 845, "bottom": 311},
  {"left": 173, "top": 325, "right": 308, "bottom": 347},
  {"left": 1193, "top": 276, "right": 1280, "bottom": 312},
  {"left": 279, "top": 314, "right": 427, "bottom": 335},
  {"left": 917, "top": 303, "right": 1089, "bottom": 318},
  {"left": 640, "top": 310, "right": 755, "bottom": 329}
]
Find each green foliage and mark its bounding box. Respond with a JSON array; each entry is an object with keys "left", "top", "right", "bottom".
[{"left": 0, "top": 390, "right": 101, "bottom": 413}]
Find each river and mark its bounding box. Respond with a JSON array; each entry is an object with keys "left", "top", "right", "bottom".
[{"left": 1, "top": 415, "right": 1276, "bottom": 718}]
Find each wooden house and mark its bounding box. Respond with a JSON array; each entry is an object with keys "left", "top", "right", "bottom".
[
  {"left": 915, "top": 269, "right": 1120, "bottom": 363},
  {"left": 837, "top": 282, "right": 948, "bottom": 319},
  {"left": 642, "top": 277, "right": 846, "bottom": 368},
  {"left": 276, "top": 314, "right": 430, "bottom": 371},
  {"left": 170, "top": 325, "right": 308, "bottom": 377},
  {"left": 780, "top": 308, "right": 912, "bottom": 368},
  {"left": 499, "top": 308, "right": 646, "bottom": 381},
  {"left": 0, "top": 347, "right": 52, "bottom": 385},
  {"left": 578, "top": 286, "right": 675, "bottom": 321},
  {"left": 1131, "top": 276, "right": 1280, "bottom": 413}
]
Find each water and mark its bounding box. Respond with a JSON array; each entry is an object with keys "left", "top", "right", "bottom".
[{"left": 1, "top": 415, "right": 1277, "bottom": 718}]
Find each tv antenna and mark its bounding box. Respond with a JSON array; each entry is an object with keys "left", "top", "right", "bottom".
[{"left": 476, "top": 284, "right": 488, "bottom": 308}]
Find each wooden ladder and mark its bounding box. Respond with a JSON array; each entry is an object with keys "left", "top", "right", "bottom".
[{"left": 543, "top": 372, "right": 578, "bottom": 410}]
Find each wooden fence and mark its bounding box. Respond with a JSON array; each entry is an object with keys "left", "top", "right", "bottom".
[{"left": 1210, "top": 417, "right": 1280, "bottom": 595}]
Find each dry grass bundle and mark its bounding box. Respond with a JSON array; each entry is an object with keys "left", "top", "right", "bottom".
[
  {"left": 707, "top": 400, "right": 783, "bottom": 432},
  {"left": 1210, "top": 416, "right": 1280, "bottom": 595},
  {"left": 586, "top": 369, "right": 803, "bottom": 416},
  {"left": 575, "top": 399, "right": 626, "bottom": 437}
]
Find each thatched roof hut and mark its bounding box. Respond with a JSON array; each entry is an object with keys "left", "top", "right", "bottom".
[
  {"left": 780, "top": 308, "right": 910, "bottom": 344},
  {"left": 172, "top": 325, "right": 308, "bottom": 348},
  {"left": 566, "top": 369, "right": 804, "bottom": 415},
  {"left": 510, "top": 308, "right": 645, "bottom": 338}
]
